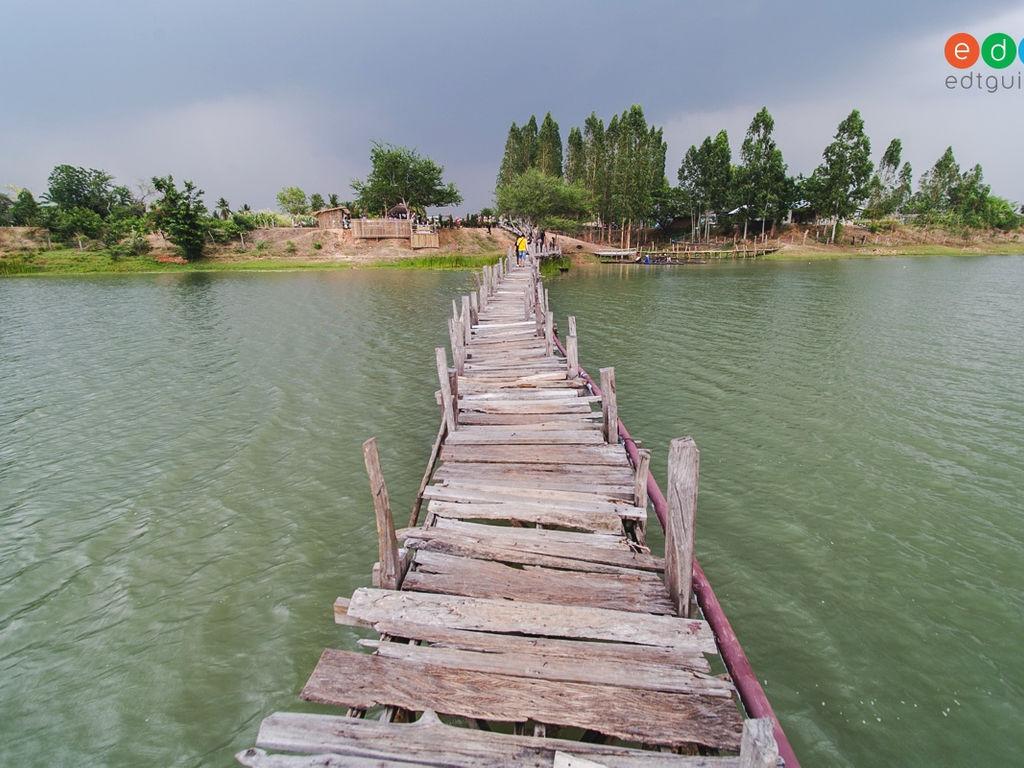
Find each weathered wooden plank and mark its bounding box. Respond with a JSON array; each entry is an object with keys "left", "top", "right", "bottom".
[
  {"left": 400, "top": 525, "right": 663, "bottom": 572},
  {"left": 426, "top": 517, "right": 640, "bottom": 549},
  {"left": 362, "top": 619, "right": 712, "bottom": 672},
  {"left": 363, "top": 642, "right": 733, "bottom": 697},
  {"left": 600, "top": 367, "right": 618, "bottom": 444},
  {"left": 426, "top": 500, "right": 627, "bottom": 533},
  {"left": 341, "top": 588, "right": 716, "bottom": 652},
  {"left": 445, "top": 430, "right": 605, "bottom": 446},
  {"left": 666, "top": 437, "right": 699, "bottom": 618},
  {"left": 435, "top": 347, "right": 457, "bottom": 434},
  {"left": 456, "top": 412, "right": 601, "bottom": 426},
  {"left": 441, "top": 444, "right": 630, "bottom": 467},
  {"left": 425, "top": 481, "right": 646, "bottom": 512},
  {"left": 738, "top": 718, "right": 779, "bottom": 768},
  {"left": 433, "top": 461, "right": 635, "bottom": 484},
  {"left": 457, "top": 400, "right": 593, "bottom": 415},
  {"left": 404, "top": 551, "right": 675, "bottom": 614},
  {"left": 252, "top": 711, "right": 736, "bottom": 768},
  {"left": 362, "top": 438, "right": 399, "bottom": 590},
  {"left": 460, "top": 390, "right": 592, "bottom": 401},
  {"left": 300, "top": 650, "right": 743, "bottom": 750},
  {"left": 429, "top": 471, "right": 633, "bottom": 499},
  {"left": 402, "top": 532, "right": 644, "bottom": 575}
]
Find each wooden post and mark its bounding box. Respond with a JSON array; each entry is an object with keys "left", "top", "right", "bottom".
[
  {"left": 435, "top": 347, "right": 456, "bottom": 433},
  {"left": 567, "top": 315, "right": 577, "bottom": 337},
  {"left": 566, "top": 334, "right": 579, "bottom": 379},
  {"left": 461, "top": 296, "right": 472, "bottom": 345},
  {"left": 362, "top": 438, "right": 400, "bottom": 590},
  {"left": 469, "top": 292, "right": 479, "bottom": 325},
  {"left": 544, "top": 311, "right": 554, "bottom": 356},
  {"left": 534, "top": 284, "right": 545, "bottom": 337},
  {"left": 665, "top": 437, "right": 699, "bottom": 618},
  {"left": 599, "top": 367, "right": 617, "bottom": 444},
  {"left": 633, "top": 448, "right": 650, "bottom": 509},
  {"left": 523, "top": 284, "right": 532, "bottom": 320},
  {"left": 738, "top": 718, "right": 779, "bottom": 768},
  {"left": 447, "top": 317, "right": 463, "bottom": 375}
]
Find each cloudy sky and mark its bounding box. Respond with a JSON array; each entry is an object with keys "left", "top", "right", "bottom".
[{"left": 2, "top": 0, "right": 1022, "bottom": 212}]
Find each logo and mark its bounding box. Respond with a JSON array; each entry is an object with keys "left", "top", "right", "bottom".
[{"left": 944, "top": 32, "right": 1024, "bottom": 92}]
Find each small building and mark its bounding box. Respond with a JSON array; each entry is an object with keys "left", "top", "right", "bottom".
[
  {"left": 314, "top": 206, "right": 351, "bottom": 229},
  {"left": 386, "top": 202, "right": 414, "bottom": 219}
]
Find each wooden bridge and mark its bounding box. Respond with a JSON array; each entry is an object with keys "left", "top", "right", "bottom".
[{"left": 237, "top": 255, "right": 798, "bottom": 767}]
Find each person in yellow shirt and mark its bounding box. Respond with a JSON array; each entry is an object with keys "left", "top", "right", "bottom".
[{"left": 515, "top": 235, "right": 528, "bottom": 266}]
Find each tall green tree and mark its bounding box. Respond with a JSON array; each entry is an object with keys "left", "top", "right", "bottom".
[
  {"left": 536, "top": 113, "right": 563, "bottom": 177},
  {"left": 215, "top": 197, "right": 231, "bottom": 220},
  {"left": 520, "top": 115, "right": 540, "bottom": 170},
  {"left": 495, "top": 167, "right": 591, "bottom": 224},
  {"left": 309, "top": 193, "right": 326, "bottom": 212},
  {"left": 328, "top": 193, "right": 340, "bottom": 207},
  {"left": 807, "top": 109, "right": 873, "bottom": 242},
  {"left": 497, "top": 123, "right": 523, "bottom": 188},
  {"left": 276, "top": 186, "right": 309, "bottom": 216},
  {"left": 10, "top": 189, "right": 41, "bottom": 226},
  {"left": 864, "top": 139, "right": 912, "bottom": 219},
  {"left": 44, "top": 165, "right": 134, "bottom": 218},
  {"left": 352, "top": 142, "right": 462, "bottom": 213},
  {"left": 565, "top": 127, "right": 586, "bottom": 185},
  {"left": 737, "top": 107, "right": 790, "bottom": 237},
  {"left": 0, "top": 192, "right": 12, "bottom": 226},
  {"left": 914, "top": 147, "right": 961, "bottom": 213},
  {"left": 677, "top": 144, "right": 703, "bottom": 239},
  {"left": 151, "top": 176, "right": 209, "bottom": 261}
]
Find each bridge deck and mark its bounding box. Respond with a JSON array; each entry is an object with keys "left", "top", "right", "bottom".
[{"left": 237, "top": 256, "right": 782, "bottom": 767}]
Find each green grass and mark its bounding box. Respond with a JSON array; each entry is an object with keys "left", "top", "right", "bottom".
[
  {"left": 763, "top": 243, "right": 1024, "bottom": 262},
  {"left": 372, "top": 252, "right": 502, "bottom": 270},
  {"left": 1, "top": 248, "right": 508, "bottom": 277},
  {"left": 539, "top": 256, "right": 572, "bottom": 276}
]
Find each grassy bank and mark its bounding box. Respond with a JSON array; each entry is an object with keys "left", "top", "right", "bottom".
[
  {"left": 0, "top": 249, "right": 505, "bottom": 277},
  {"left": 764, "top": 242, "right": 1024, "bottom": 261},
  {"left": 372, "top": 253, "right": 501, "bottom": 270}
]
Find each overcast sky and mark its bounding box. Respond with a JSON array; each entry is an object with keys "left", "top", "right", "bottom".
[{"left": 2, "top": 0, "right": 1022, "bottom": 212}]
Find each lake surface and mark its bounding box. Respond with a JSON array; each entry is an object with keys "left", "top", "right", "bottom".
[{"left": 2, "top": 258, "right": 1022, "bottom": 766}]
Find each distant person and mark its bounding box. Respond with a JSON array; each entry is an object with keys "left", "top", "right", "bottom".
[
  {"left": 516, "top": 235, "right": 528, "bottom": 266},
  {"left": 539, "top": 230, "right": 546, "bottom": 249}
]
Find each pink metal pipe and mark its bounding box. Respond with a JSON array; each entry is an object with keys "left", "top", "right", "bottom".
[{"left": 552, "top": 332, "right": 799, "bottom": 767}]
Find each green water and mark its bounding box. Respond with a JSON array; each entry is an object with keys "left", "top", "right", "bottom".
[{"left": 1, "top": 259, "right": 1022, "bottom": 766}]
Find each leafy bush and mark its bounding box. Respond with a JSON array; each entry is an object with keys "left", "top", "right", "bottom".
[
  {"left": 539, "top": 216, "right": 584, "bottom": 235},
  {"left": 151, "top": 176, "right": 209, "bottom": 261}
]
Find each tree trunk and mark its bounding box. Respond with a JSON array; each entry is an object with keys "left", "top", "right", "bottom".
[
  {"left": 742, "top": 219, "right": 748, "bottom": 241},
  {"left": 830, "top": 217, "right": 838, "bottom": 244}
]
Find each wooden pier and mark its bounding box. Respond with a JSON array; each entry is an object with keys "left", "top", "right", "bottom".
[{"left": 237, "top": 255, "right": 796, "bottom": 767}]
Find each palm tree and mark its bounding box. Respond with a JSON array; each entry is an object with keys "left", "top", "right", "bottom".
[{"left": 215, "top": 197, "right": 231, "bottom": 220}]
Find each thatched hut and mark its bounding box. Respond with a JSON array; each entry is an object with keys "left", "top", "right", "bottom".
[{"left": 314, "top": 206, "right": 351, "bottom": 228}]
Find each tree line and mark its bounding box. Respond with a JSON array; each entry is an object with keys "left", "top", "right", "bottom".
[
  {"left": 0, "top": 143, "right": 462, "bottom": 261},
  {"left": 495, "top": 106, "right": 1021, "bottom": 243}
]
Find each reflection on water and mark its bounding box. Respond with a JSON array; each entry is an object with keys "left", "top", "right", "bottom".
[{"left": 1, "top": 258, "right": 1023, "bottom": 766}]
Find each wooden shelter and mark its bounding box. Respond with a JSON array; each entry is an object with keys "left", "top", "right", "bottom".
[{"left": 314, "top": 206, "right": 350, "bottom": 229}]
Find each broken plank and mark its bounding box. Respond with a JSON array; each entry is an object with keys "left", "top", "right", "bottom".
[
  {"left": 426, "top": 500, "right": 626, "bottom": 533},
  {"left": 341, "top": 589, "right": 716, "bottom": 652},
  {"left": 253, "top": 711, "right": 735, "bottom": 768},
  {"left": 300, "top": 650, "right": 743, "bottom": 750},
  {"left": 400, "top": 525, "right": 663, "bottom": 571},
  {"left": 362, "top": 641, "right": 734, "bottom": 697},
  {"left": 440, "top": 444, "right": 630, "bottom": 467},
  {"left": 364, "top": 619, "right": 711, "bottom": 672},
  {"left": 403, "top": 551, "right": 675, "bottom": 614}
]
